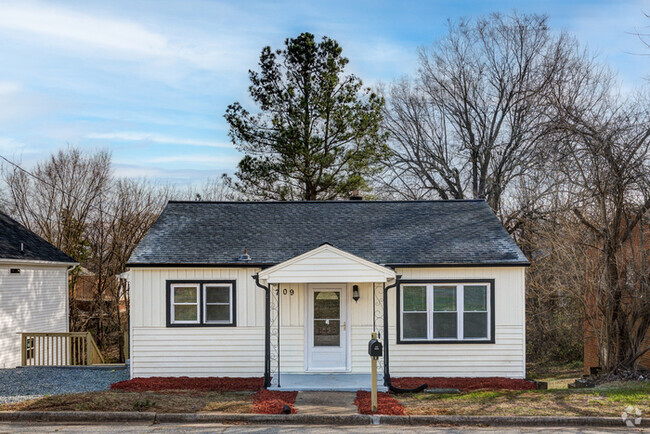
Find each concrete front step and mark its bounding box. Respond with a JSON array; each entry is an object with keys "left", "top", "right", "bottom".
[{"left": 269, "top": 373, "right": 387, "bottom": 392}]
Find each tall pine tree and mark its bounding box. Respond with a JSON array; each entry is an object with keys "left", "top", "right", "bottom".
[{"left": 225, "top": 32, "right": 388, "bottom": 200}]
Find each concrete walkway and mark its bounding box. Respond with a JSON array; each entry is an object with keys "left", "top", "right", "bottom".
[
  {"left": 270, "top": 374, "right": 386, "bottom": 392},
  {"left": 294, "top": 392, "right": 357, "bottom": 415}
]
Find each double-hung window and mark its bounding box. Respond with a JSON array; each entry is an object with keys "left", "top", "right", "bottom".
[
  {"left": 170, "top": 284, "right": 200, "bottom": 324},
  {"left": 168, "top": 281, "right": 236, "bottom": 327},
  {"left": 399, "top": 281, "right": 492, "bottom": 343}
]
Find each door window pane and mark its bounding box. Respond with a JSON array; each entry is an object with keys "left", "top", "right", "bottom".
[
  {"left": 403, "top": 312, "right": 428, "bottom": 339},
  {"left": 433, "top": 312, "right": 457, "bottom": 338},
  {"left": 433, "top": 286, "right": 456, "bottom": 311},
  {"left": 314, "top": 291, "right": 341, "bottom": 346},
  {"left": 314, "top": 319, "right": 340, "bottom": 346},
  {"left": 314, "top": 291, "right": 340, "bottom": 319},
  {"left": 464, "top": 312, "right": 488, "bottom": 338},
  {"left": 403, "top": 286, "right": 426, "bottom": 311},
  {"left": 464, "top": 285, "right": 487, "bottom": 311}
]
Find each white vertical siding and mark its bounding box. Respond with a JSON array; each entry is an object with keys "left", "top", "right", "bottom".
[
  {"left": 0, "top": 264, "right": 69, "bottom": 368},
  {"left": 388, "top": 267, "right": 526, "bottom": 378},
  {"left": 130, "top": 267, "right": 267, "bottom": 378},
  {"left": 130, "top": 266, "right": 525, "bottom": 379}
]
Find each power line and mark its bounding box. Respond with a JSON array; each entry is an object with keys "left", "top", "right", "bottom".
[{"left": 0, "top": 153, "right": 122, "bottom": 223}]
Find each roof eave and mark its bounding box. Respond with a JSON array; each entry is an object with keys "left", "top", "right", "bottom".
[
  {"left": 126, "top": 260, "right": 531, "bottom": 269},
  {"left": 126, "top": 262, "right": 276, "bottom": 268},
  {"left": 385, "top": 261, "right": 531, "bottom": 268},
  {"left": 0, "top": 258, "right": 78, "bottom": 267}
]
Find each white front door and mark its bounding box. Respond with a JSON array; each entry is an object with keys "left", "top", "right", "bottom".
[{"left": 306, "top": 284, "right": 348, "bottom": 371}]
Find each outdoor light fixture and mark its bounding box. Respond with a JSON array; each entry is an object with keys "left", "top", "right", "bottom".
[{"left": 352, "top": 285, "right": 360, "bottom": 302}]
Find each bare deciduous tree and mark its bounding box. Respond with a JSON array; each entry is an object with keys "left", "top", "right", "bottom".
[
  {"left": 549, "top": 67, "right": 650, "bottom": 372},
  {"left": 2, "top": 149, "right": 170, "bottom": 361},
  {"left": 380, "top": 13, "right": 580, "bottom": 214}
]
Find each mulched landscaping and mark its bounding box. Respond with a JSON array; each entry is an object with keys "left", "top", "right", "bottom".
[
  {"left": 252, "top": 390, "right": 298, "bottom": 414},
  {"left": 392, "top": 377, "right": 537, "bottom": 392},
  {"left": 354, "top": 391, "right": 406, "bottom": 415},
  {"left": 110, "top": 376, "right": 264, "bottom": 392}
]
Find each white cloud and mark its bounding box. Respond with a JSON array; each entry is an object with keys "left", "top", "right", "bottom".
[
  {"left": 0, "top": 81, "right": 22, "bottom": 94},
  {"left": 147, "top": 154, "right": 241, "bottom": 164},
  {"left": 0, "top": 1, "right": 257, "bottom": 73},
  {"left": 112, "top": 163, "right": 234, "bottom": 183},
  {"left": 86, "top": 132, "right": 233, "bottom": 148},
  {"left": 0, "top": 2, "right": 168, "bottom": 57},
  {"left": 0, "top": 137, "right": 37, "bottom": 154},
  {"left": 0, "top": 82, "right": 59, "bottom": 126}
]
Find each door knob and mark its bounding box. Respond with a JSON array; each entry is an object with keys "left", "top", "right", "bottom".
[{"left": 343, "top": 322, "right": 346, "bottom": 331}]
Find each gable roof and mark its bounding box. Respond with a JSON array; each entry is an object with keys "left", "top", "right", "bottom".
[
  {"left": 258, "top": 243, "right": 397, "bottom": 283},
  {"left": 0, "top": 211, "right": 76, "bottom": 264},
  {"left": 128, "top": 200, "right": 528, "bottom": 267}
]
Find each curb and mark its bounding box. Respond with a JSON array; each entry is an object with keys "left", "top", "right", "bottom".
[{"left": 0, "top": 411, "right": 646, "bottom": 427}]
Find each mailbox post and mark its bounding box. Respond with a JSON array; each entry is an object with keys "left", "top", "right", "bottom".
[{"left": 368, "top": 332, "right": 383, "bottom": 412}]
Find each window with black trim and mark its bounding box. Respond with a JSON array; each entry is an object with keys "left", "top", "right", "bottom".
[
  {"left": 167, "top": 281, "right": 236, "bottom": 327},
  {"left": 399, "top": 282, "right": 492, "bottom": 342}
]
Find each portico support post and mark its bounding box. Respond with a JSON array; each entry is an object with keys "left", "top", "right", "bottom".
[{"left": 383, "top": 275, "right": 400, "bottom": 387}]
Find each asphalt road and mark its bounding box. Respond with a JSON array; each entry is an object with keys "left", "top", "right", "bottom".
[{"left": 0, "top": 423, "right": 644, "bottom": 433}]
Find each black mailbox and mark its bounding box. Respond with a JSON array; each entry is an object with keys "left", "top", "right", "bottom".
[{"left": 368, "top": 339, "right": 383, "bottom": 357}]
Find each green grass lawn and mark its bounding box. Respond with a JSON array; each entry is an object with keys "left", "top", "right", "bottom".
[{"left": 398, "top": 381, "right": 649, "bottom": 417}]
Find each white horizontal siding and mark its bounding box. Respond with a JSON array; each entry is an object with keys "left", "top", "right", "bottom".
[
  {"left": 131, "top": 327, "right": 265, "bottom": 377},
  {"left": 0, "top": 265, "right": 69, "bottom": 368},
  {"left": 130, "top": 266, "right": 525, "bottom": 379}
]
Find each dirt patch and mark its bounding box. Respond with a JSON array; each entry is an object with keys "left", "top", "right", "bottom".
[
  {"left": 110, "top": 376, "right": 263, "bottom": 392},
  {"left": 354, "top": 391, "right": 405, "bottom": 415},
  {"left": 1, "top": 390, "right": 253, "bottom": 413},
  {"left": 392, "top": 377, "right": 537, "bottom": 392},
  {"left": 252, "top": 390, "right": 298, "bottom": 414}
]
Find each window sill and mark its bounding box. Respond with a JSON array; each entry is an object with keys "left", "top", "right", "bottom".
[
  {"left": 167, "top": 323, "right": 237, "bottom": 328},
  {"left": 396, "top": 338, "right": 494, "bottom": 344}
]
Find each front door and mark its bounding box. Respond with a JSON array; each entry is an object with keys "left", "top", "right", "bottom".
[{"left": 306, "top": 285, "right": 348, "bottom": 371}]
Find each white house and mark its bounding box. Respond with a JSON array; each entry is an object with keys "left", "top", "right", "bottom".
[
  {"left": 0, "top": 211, "right": 76, "bottom": 368},
  {"left": 126, "top": 200, "right": 529, "bottom": 390}
]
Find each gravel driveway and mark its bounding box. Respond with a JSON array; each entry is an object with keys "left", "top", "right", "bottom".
[{"left": 0, "top": 366, "right": 129, "bottom": 404}]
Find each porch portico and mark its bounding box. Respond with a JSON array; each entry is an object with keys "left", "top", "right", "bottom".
[{"left": 254, "top": 243, "right": 397, "bottom": 391}]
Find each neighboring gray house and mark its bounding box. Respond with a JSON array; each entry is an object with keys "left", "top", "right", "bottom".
[
  {"left": 0, "top": 211, "right": 76, "bottom": 368},
  {"left": 127, "top": 200, "right": 529, "bottom": 390}
]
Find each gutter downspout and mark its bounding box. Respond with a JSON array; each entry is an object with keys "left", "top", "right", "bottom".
[
  {"left": 383, "top": 275, "right": 399, "bottom": 388},
  {"left": 384, "top": 274, "right": 428, "bottom": 394},
  {"left": 253, "top": 273, "right": 271, "bottom": 389}
]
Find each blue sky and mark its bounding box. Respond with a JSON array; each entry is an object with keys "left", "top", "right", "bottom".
[{"left": 0, "top": 0, "right": 648, "bottom": 185}]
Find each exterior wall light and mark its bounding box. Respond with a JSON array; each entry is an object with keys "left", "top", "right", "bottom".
[{"left": 352, "top": 285, "right": 360, "bottom": 302}]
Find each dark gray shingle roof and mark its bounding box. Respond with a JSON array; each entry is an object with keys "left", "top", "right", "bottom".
[
  {"left": 0, "top": 211, "right": 76, "bottom": 263},
  {"left": 128, "top": 200, "right": 528, "bottom": 267}
]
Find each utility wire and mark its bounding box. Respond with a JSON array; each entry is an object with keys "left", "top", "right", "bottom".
[{"left": 0, "top": 153, "right": 123, "bottom": 223}]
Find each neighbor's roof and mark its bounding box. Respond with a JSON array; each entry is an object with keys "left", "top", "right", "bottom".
[
  {"left": 0, "top": 211, "right": 76, "bottom": 264},
  {"left": 127, "top": 200, "right": 528, "bottom": 267}
]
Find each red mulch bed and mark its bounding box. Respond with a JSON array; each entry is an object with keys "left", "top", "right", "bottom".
[
  {"left": 355, "top": 391, "right": 406, "bottom": 415},
  {"left": 110, "top": 376, "right": 264, "bottom": 392},
  {"left": 252, "top": 390, "right": 298, "bottom": 414},
  {"left": 391, "top": 377, "right": 537, "bottom": 392}
]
